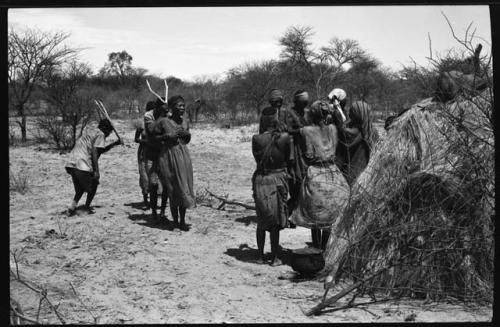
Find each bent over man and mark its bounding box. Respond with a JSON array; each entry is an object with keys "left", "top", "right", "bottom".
[{"left": 65, "top": 119, "right": 121, "bottom": 215}]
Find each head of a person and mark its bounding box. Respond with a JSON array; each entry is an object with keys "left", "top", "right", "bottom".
[
  {"left": 293, "top": 89, "right": 309, "bottom": 110},
  {"left": 309, "top": 100, "right": 329, "bottom": 126},
  {"left": 168, "top": 95, "right": 186, "bottom": 116},
  {"left": 349, "top": 101, "right": 371, "bottom": 126},
  {"left": 98, "top": 119, "right": 113, "bottom": 137},
  {"left": 260, "top": 106, "right": 279, "bottom": 132},
  {"left": 145, "top": 101, "right": 156, "bottom": 112},
  {"left": 153, "top": 97, "right": 168, "bottom": 119},
  {"left": 328, "top": 88, "right": 347, "bottom": 109},
  {"left": 268, "top": 89, "right": 283, "bottom": 109}
]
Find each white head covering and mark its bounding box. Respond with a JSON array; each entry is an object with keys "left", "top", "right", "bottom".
[
  {"left": 327, "top": 88, "right": 347, "bottom": 101},
  {"left": 327, "top": 88, "right": 347, "bottom": 122}
]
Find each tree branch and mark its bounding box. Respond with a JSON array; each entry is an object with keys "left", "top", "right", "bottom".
[{"left": 205, "top": 188, "right": 256, "bottom": 210}]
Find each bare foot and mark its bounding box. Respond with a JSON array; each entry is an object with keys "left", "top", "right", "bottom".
[
  {"left": 270, "top": 258, "right": 283, "bottom": 266},
  {"left": 256, "top": 256, "right": 266, "bottom": 265}
]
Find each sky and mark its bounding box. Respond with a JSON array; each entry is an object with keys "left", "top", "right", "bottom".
[{"left": 8, "top": 6, "right": 492, "bottom": 81}]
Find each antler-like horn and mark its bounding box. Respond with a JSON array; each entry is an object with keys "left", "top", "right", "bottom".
[{"left": 146, "top": 79, "right": 168, "bottom": 104}]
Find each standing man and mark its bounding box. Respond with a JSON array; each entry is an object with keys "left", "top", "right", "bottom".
[
  {"left": 65, "top": 119, "right": 122, "bottom": 215},
  {"left": 144, "top": 98, "right": 169, "bottom": 222}
]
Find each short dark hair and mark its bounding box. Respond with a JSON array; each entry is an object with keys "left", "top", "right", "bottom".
[
  {"left": 98, "top": 119, "right": 113, "bottom": 132},
  {"left": 145, "top": 101, "right": 156, "bottom": 111},
  {"left": 154, "top": 97, "right": 166, "bottom": 109}
]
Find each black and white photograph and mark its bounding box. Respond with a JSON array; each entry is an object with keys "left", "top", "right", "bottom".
[{"left": 8, "top": 4, "right": 494, "bottom": 324}]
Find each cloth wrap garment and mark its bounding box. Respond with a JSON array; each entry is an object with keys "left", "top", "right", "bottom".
[
  {"left": 291, "top": 124, "right": 350, "bottom": 229},
  {"left": 152, "top": 116, "right": 195, "bottom": 208},
  {"left": 252, "top": 130, "right": 291, "bottom": 231}
]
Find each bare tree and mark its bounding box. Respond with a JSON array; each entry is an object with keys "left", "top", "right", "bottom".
[
  {"left": 99, "top": 50, "right": 134, "bottom": 77},
  {"left": 39, "top": 60, "right": 94, "bottom": 149},
  {"left": 279, "top": 26, "right": 366, "bottom": 97},
  {"left": 8, "top": 27, "right": 78, "bottom": 142}
]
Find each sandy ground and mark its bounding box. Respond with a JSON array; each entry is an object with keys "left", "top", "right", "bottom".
[{"left": 9, "top": 119, "right": 492, "bottom": 323}]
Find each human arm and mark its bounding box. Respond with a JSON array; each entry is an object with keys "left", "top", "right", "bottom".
[
  {"left": 251, "top": 135, "right": 261, "bottom": 164},
  {"left": 91, "top": 146, "right": 100, "bottom": 180},
  {"left": 134, "top": 128, "right": 148, "bottom": 144},
  {"left": 97, "top": 139, "right": 122, "bottom": 156}
]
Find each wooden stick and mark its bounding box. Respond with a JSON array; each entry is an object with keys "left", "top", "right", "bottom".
[
  {"left": 93, "top": 100, "right": 104, "bottom": 120},
  {"left": 10, "top": 304, "right": 40, "bottom": 325},
  {"left": 205, "top": 189, "right": 256, "bottom": 210},
  {"left": 96, "top": 100, "right": 121, "bottom": 142},
  {"left": 164, "top": 79, "right": 169, "bottom": 103},
  {"left": 305, "top": 267, "right": 388, "bottom": 316}
]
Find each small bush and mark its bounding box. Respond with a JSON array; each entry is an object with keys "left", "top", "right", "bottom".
[{"left": 10, "top": 169, "right": 29, "bottom": 195}]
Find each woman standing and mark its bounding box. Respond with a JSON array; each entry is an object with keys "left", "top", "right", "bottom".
[
  {"left": 252, "top": 107, "right": 293, "bottom": 266},
  {"left": 336, "top": 100, "right": 379, "bottom": 186},
  {"left": 291, "top": 100, "right": 350, "bottom": 250},
  {"left": 153, "top": 95, "right": 195, "bottom": 231}
]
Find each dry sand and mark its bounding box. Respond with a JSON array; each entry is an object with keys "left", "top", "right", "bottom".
[{"left": 9, "top": 119, "right": 492, "bottom": 323}]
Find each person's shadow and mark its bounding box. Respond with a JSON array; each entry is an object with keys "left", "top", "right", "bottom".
[
  {"left": 234, "top": 215, "right": 258, "bottom": 226},
  {"left": 224, "top": 243, "right": 294, "bottom": 266},
  {"left": 124, "top": 201, "right": 149, "bottom": 211},
  {"left": 127, "top": 213, "right": 179, "bottom": 231}
]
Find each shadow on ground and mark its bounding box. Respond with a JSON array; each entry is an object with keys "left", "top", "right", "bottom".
[
  {"left": 127, "top": 213, "right": 190, "bottom": 232},
  {"left": 234, "top": 215, "right": 258, "bottom": 226},
  {"left": 123, "top": 201, "right": 149, "bottom": 210},
  {"left": 224, "top": 243, "right": 294, "bottom": 266}
]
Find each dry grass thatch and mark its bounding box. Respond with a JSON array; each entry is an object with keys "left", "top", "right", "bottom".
[{"left": 323, "top": 89, "right": 494, "bottom": 303}]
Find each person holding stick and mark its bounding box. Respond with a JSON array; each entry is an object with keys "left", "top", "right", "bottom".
[{"left": 65, "top": 119, "right": 122, "bottom": 215}]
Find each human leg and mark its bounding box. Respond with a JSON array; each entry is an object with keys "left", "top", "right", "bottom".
[
  {"left": 68, "top": 169, "right": 84, "bottom": 213},
  {"left": 321, "top": 229, "right": 331, "bottom": 251},
  {"left": 149, "top": 184, "right": 159, "bottom": 219},
  {"left": 311, "top": 228, "right": 321, "bottom": 248},
  {"left": 179, "top": 207, "right": 188, "bottom": 231},
  {"left": 170, "top": 203, "right": 179, "bottom": 226},
  {"left": 159, "top": 192, "right": 168, "bottom": 219},
  {"left": 84, "top": 179, "right": 99, "bottom": 212},
  {"left": 270, "top": 227, "right": 282, "bottom": 266},
  {"left": 256, "top": 228, "right": 266, "bottom": 264}
]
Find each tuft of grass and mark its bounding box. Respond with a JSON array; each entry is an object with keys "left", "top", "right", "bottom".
[{"left": 10, "top": 169, "right": 29, "bottom": 195}]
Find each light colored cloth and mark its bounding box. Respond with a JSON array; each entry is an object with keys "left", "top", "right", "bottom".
[
  {"left": 253, "top": 168, "right": 289, "bottom": 231},
  {"left": 328, "top": 88, "right": 347, "bottom": 101},
  {"left": 291, "top": 164, "right": 349, "bottom": 229},
  {"left": 154, "top": 117, "right": 195, "bottom": 208},
  {"left": 294, "top": 91, "right": 309, "bottom": 102},
  {"left": 65, "top": 126, "right": 106, "bottom": 172}
]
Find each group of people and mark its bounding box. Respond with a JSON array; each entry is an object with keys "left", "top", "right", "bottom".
[
  {"left": 64, "top": 86, "right": 377, "bottom": 260},
  {"left": 251, "top": 88, "right": 378, "bottom": 266},
  {"left": 65, "top": 94, "right": 195, "bottom": 231}
]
